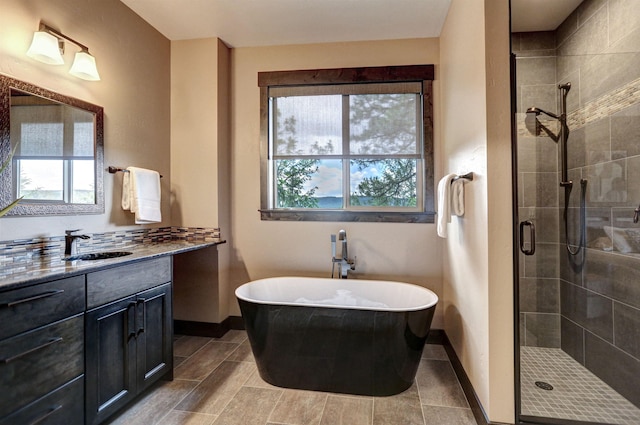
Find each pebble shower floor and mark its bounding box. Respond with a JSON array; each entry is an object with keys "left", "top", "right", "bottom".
[{"left": 520, "top": 346, "right": 640, "bottom": 424}]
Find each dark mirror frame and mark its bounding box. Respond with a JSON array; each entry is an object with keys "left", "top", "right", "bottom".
[{"left": 0, "top": 74, "right": 104, "bottom": 216}]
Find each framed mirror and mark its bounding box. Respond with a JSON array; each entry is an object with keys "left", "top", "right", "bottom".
[{"left": 0, "top": 74, "right": 104, "bottom": 216}]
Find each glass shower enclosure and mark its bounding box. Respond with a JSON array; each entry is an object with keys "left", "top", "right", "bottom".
[{"left": 512, "top": 0, "right": 640, "bottom": 424}]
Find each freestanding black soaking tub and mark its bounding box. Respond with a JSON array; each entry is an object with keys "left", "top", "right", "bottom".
[{"left": 236, "top": 276, "right": 438, "bottom": 396}]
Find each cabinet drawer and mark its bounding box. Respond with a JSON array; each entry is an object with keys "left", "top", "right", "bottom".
[
  {"left": 0, "top": 375, "right": 84, "bottom": 425},
  {"left": 0, "top": 275, "right": 85, "bottom": 340},
  {"left": 87, "top": 257, "right": 171, "bottom": 308},
  {"left": 0, "top": 314, "right": 84, "bottom": 417}
]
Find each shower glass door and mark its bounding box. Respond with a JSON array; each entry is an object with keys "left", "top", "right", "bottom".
[{"left": 512, "top": 0, "right": 640, "bottom": 423}]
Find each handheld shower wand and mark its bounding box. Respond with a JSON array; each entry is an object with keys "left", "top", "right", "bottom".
[
  {"left": 331, "top": 234, "right": 336, "bottom": 259},
  {"left": 338, "top": 229, "right": 347, "bottom": 261}
]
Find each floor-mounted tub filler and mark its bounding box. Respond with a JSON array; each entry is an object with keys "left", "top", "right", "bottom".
[{"left": 235, "top": 276, "right": 438, "bottom": 396}]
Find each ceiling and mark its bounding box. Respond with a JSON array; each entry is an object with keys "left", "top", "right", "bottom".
[
  {"left": 511, "top": 0, "right": 583, "bottom": 32},
  {"left": 119, "top": 0, "right": 583, "bottom": 47},
  {"left": 119, "top": 0, "right": 452, "bottom": 47}
]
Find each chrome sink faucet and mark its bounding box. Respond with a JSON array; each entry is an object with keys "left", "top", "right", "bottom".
[
  {"left": 65, "top": 229, "right": 90, "bottom": 256},
  {"left": 331, "top": 229, "right": 355, "bottom": 279}
]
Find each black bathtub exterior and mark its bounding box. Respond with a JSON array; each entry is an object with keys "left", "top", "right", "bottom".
[{"left": 238, "top": 298, "right": 436, "bottom": 396}]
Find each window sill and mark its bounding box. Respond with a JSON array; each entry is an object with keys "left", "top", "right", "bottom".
[{"left": 259, "top": 209, "right": 435, "bottom": 223}]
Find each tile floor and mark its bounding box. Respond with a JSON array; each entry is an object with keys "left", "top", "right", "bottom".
[
  {"left": 520, "top": 346, "right": 640, "bottom": 424},
  {"left": 105, "top": 330, "right": 477, "bottom": 425}
]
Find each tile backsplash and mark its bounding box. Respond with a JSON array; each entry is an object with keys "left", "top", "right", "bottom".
[{"left": 0, "top": 227, "right": 221, "bottom": 274}]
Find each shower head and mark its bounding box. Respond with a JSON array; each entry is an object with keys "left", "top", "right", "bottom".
[
  {"left": 524, "top": 107, "right": 559, "bottom": 141},
  {"left": 526, "top": 107, "right": 541, "bottom": 115},
  {"left": 526, "top": 107, "right": 559, "bottom": 120}
]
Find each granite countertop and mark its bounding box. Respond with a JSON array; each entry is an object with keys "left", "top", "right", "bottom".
[{"left": 0, "top": 239, "right": 226, "bottom": 291}]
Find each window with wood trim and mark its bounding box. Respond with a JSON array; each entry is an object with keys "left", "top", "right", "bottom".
[{"left": 259, "top": 65, "right": 435, "bottom": 223}]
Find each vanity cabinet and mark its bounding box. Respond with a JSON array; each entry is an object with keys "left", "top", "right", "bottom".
[
  {"left": 85, "top": 257, "right": 173, "bottom": 425},
  {"left": 0, "top": 275, "right": 86, "bottom": 424}
]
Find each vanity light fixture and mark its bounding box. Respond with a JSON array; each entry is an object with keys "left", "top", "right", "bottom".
[
  {"left": 26, "top": 22, "right": 101, "bottom": 81},
  {"left": 26, "top": 30, "right": 64, "bottom": 65}
]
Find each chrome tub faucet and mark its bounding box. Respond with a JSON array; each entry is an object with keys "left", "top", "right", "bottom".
[{"left": 331, "top": 229, "right": 355, "bottom": 278}]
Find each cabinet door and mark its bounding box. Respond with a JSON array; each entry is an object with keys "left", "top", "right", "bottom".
[
  {"left": 85, "top": 296, "right": 137, "bottom": 425},
  {"left": 136, "top": 283, "right": 173, "bottom": 393}
]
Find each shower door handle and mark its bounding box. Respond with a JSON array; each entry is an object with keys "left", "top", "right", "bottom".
[{"left": 519, "top": 220, "right": 536, "bottom": 256}]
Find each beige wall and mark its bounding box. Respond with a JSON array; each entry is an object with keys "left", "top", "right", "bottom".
[
  {"left": 0, "top": 0, "right": 171, "bottom": 241},
  {"left": 228, "top": 39, "right": 446, "bottom": 327},
  {"left": 440, "top": 0, "right": 513, "bottom": 422},
  {"left": 484, "top": 1, "right": 514, "bottom": 423},
  {"left": 171, "top": 38, "right": 232, "bottom": 323},
  {"left": 171, "top": 38, "right": 220, "bottom": 227}
]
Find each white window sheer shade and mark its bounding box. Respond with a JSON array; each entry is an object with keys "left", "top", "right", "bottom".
[
  {"left": 270, "top": 82, "right": 422, "bottom": 158},
  {"left": 272, "top": 95, "right": 343, "bottom": 156}
]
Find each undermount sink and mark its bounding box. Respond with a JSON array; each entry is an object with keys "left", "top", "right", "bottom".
[{"left": 65, "top": 251, "right": 133, "bottom": 261}]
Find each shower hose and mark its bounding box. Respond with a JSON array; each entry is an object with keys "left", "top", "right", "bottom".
[{"left": 564, "top": 179, "right": 587, "bottom": 256}]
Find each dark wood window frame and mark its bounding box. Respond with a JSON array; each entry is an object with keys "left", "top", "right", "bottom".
[{"left": 258, "top": 65, "right": 435, "bottom": 223}]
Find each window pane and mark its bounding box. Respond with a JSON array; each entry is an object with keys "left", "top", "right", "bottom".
[
  {"left": 274, "top": 96, "right": 342, "bottom": 156},
  {"left": 350, "top": 94, "right": 418, "bottom": 155},
  {"left": 18, "top": 159, "right": 63, "bottom": 201},
  {"left": 275, "top": 159, "right": 342, "bottom": 208},
  {"left": 350, "top": 159, "right": 417, "bottom": 207},
  {"left": 71, "top": 160, "right": 95, "bottom": 204}
]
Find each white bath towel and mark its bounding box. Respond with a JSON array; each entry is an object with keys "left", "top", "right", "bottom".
[
  {"left": 123, "top": 166, "right": 161, "bottom": 224},
  {"left": 451, "top": 179, "right": 465, "bottom": 217},
  {"left": 437, "top": 173, "right": 457, "bottom": 238}
]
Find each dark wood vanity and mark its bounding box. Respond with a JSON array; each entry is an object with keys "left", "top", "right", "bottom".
[
  {"left": 0, "top": 257, "right": 171, "bottom": 425},
  {"left": 0, "top": 241, "right": 222, "bottom": 425}
]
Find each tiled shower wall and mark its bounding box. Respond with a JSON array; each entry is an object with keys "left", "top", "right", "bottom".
[
  {"left": 515, "top": 0, "right": 640, "bottom": 408},
  {"left": 514, "top": 30, "right": 561, "bottom": 349}
]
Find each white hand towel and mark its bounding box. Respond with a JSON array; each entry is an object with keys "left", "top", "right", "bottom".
[
  {"left": 127, "top": 166, "right": 161, "bottom": 224},
  {"left": 451, "top": 179, "right": 465, "bottom": 217},
  {"left": 437, "top": 173, "right": 457, "bottom": 238}
]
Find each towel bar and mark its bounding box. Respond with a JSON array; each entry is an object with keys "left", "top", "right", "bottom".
[
  {"left": 108, "top": 166, "right": 163, "bottom": 178},
  {"left": 451, "top": 172, "right": 473, "bottom": 183}
]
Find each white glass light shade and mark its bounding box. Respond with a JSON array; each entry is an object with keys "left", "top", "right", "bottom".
[
  {"left": 69, "top": 51, "right": 100, "bottom": 81},
  {"left": 26, "top": 31, "right": 64, "bottom": 65}
]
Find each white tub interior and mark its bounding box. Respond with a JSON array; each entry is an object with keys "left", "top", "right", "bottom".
[{"left": 235, "top": 276, "right": 438, "bottom": 312}]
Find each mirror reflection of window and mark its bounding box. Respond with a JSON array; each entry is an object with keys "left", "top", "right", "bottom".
[{"left": 10, "top": 92, "right": 96, "bottom": 204}]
